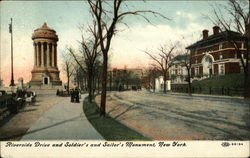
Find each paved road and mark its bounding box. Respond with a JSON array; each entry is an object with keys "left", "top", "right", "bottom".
[
  {"left": 104, "top": 90, "right": 250, "bottom": 140},
  {"left": 22, "top": 94, "right": 103, "bottom": 140}
]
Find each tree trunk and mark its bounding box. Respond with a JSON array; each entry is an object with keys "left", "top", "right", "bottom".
[
  {"left": 109, "top": 72, "right": 112, "bottom": 91},
  {"left": 88, "top": 68, "right": 93, "bottom": 103},
  {"left": 76, "top": 70, "right": 80, "bottom": 88},
  {"left": 100, "top": 53, "right": 108, "bottom": 116},
  {"left": 153, "top": 76, "right": 155, "bottom": 93},
  {"left": 93, "top": 74, "right": 96, "bottom": 95},
  {"left": 244, "top": 37, "right": 250, "bottom": 99},
  {"left": 81, "top": 78, "right": 84, "bottom": 90},
  {"left": 67, "top": 68, "right": 70, "bottom": 94},
  {"left": 97, "top": 76, "right": 100, "bottom": 93},
  {"left": 187, "top": 67, "right": 192, "bottom": 96},
  {"left": 163, "top": 72, "right": 167, "bottom": 93},
  {"left": 67, "top": 77, "right": 70, "bottom": 94},
  {"left": 84, "top": 77, "right": 87, "bottom": 91}
]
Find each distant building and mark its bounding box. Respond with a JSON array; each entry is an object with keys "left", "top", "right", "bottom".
[
  {"left": 112, "top": 68, "right": 143, "bottom": 79},
  {"left": 110, "top": 67, "right": 143, "bottom": 90},
  {"left": 29, "top": 22, "right": 62, "bottom": 89},
  {"left": 170, "top": 54, "right": 189, "bottom": 84},
  {"left": 155, "top": 76, "right": 171, "bottom": 92},
  {"left": 186, "top": 26, "right": 247, "bottom": 80}
]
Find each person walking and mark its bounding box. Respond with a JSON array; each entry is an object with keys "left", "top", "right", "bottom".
[
  {"left": 75, "top": 88, "right": 80, "bottom": 103},
  {"left": 70, "top": 89, "right": 74, "bottom": 102}
]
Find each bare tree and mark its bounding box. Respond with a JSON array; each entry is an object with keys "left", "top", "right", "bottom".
[
  {"left": 93, "top": 59, "right": 103, "bottom": 94},
  {"left": 174, "top": 51, "right": 192, "bottom": 95},
  {"left": 87, "top": 0, "right": 169, "bottom": 116},
  {"left": 209, "top": 0, "right": 250, "bottom": 98},
  {"left": 68, "top": 21, "right": 102, "bottom": 103},
  {"left": 73, "top": 65, "right": 87, "bottom": 90},
  {"left": 69, "top": 42, "right": 101, "bottom": 103},
  {"left": 62, "top": 52, "right": 75, "bottom": 94},
  {"left": 175, "top": 36, "right": 200, "bottom": 96},
  {"left": 145, "top": 44, "right": 176, "bottom": 93},
  {"left": 147, "top": 67, "right": 159, "bottom": 92},
  {"left": 68, "top": 21, "right": 100, "bottom": 102}
]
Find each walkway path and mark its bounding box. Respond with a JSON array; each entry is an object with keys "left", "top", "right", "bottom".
[{"left": 22, "top": 94, "right": 103, "bottom": 140}]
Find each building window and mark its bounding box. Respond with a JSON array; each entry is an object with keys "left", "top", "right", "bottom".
[
  {"left": 241, "top": 53, "right": 244, "bottom": 58},
  {"left": 219, "top": 43, "right": 223, "bottom": 50},
  {"left": 219, "top": 53, "right": 223, "bottom": 60},
  {"left": 195, "top": 67, "right": 199, "bottom": 76},
  {"left": 219, "top": 64, "right": 225, "bottom": 75},
  {"left": 235, "top": 52, "right": 237, "bottom": 58},
  {"left": 241, "top": 42, "right": 244, "bottom": 49},
  {"left": 195, "top": 58, "right": 198, "bottom": 64},
  {"left": 178, "top": 67, "right": 181, "bottom": 74}
]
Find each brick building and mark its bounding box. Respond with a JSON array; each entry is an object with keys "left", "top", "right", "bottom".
[{"left": 186, "top": 26, "right": 247, "bottom": 80}]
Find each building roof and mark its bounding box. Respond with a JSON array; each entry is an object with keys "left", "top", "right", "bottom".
[
  {"left": 186, "top": 30, "right": 245, "bottom": 49},
  {"left": 172, "top": 54, "right": 190, "bottom": 61}
]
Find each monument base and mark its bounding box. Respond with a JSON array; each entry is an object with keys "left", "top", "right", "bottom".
[{"left": 29, "top": 80, "right": 63, "bottom": 90}]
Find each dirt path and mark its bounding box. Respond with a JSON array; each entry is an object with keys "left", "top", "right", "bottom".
[
  {"left": 96, "top": 90, "right": 250, "bottom": 140},
  {"left": 0, "top": 92, "right": 67, "bottom": 140}
]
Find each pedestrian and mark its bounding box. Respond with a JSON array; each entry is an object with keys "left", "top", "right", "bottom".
[
  {"left": 119, "top": 84, "right": 122, "bottom": 92},
  {"left": 56, "top": 89, "right": 59, "bottom": 96},
  {"left": 75, "top": 88, "right": 80, "bottom": 103},
  {"left": 79, "top": 89, "right": 81, "bottom": 99},
  {"left": 70, "top": 89, "right": 74, "bottom": 102}
]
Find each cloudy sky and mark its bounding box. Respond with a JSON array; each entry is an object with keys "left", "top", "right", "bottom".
[{"left": 0, "top": 1, "right": 227, "bottom": 85}]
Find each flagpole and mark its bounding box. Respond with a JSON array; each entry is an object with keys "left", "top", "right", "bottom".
[{"left": 10, "top": 18, "right": 15, "bottom": 86}]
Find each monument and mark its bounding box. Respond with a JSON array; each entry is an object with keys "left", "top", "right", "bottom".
[{"left": 29, "top": 22, "right": 62, "bottom": 88}]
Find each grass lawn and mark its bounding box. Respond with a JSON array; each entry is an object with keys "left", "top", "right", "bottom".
[{"left": 82, "top": 97, "right": 151, "bottom": 141}]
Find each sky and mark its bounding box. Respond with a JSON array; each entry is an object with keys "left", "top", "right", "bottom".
[{"left": 0, "top": 0, "right": 228, "bottom": 85}]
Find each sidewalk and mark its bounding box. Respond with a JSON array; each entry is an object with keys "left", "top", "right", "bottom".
[{"left": 22, "top": 94, "right": 104, "bottom": 140}]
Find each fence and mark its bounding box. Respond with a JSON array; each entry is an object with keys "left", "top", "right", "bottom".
[{"left": 171, "top": 86, "right": 244, "bottom": 96}]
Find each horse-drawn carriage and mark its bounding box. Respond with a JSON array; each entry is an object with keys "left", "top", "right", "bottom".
[
  {"left": 0, "top": 89, "right": 36, "bottom": 120},
  {"left": 0, "top": 90, "right": 24, "bottom": 116}
]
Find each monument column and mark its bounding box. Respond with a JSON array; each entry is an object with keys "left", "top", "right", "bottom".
[
  {"left": 46, "top": 42, "right": 50, "bottom": 67},
  {"left": 55, "top": 44, "right": 57, "bottom": 67},
  {"left": 41, "top": 42, "right": 44, "bottom": 67},
  {"left": 37, "top": 43, "right": 40, "bottom": 67},
  {"left": 52, "top": 43, "right": 55, "bottom": 67},
  {"left": 33, "top": 42, "right": 37, "bottom": 67}
]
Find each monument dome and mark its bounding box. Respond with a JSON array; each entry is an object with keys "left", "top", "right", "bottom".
[{"left": 32, "top": 22, "right": 58, "bottom": 41}]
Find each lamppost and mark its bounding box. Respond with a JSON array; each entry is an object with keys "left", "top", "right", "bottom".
[{"left": 9, "top": 18, "right": 15, "bottom": 87}]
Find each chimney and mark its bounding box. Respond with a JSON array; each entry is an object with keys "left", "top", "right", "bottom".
[
  {"left": 202, "top": 29, "right": 209, "bottom": 40},
  {"left": 213, "top": 26, "right": 220, "bottom": 35}
]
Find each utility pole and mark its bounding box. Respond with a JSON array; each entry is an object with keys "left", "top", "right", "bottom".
[
  {"left": 0, "top": 34, "right": 1, "bottom": 87},
  {"left": 9, "top": 18, "right": 15, "bottom": 87}
]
